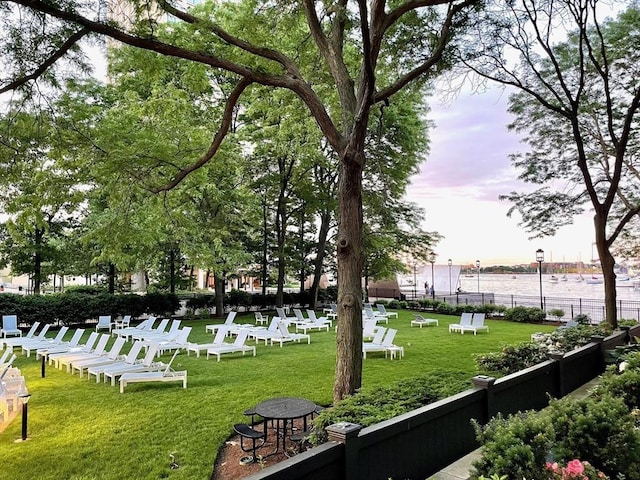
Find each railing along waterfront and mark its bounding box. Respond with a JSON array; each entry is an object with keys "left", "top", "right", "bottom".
[{"left": 367, "top": 288, "right": 640, "bottom": 324}]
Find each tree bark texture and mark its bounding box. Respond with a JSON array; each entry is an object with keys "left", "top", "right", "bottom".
[{"left": 333, "top": 152, "right": 364, "bottom": 403}]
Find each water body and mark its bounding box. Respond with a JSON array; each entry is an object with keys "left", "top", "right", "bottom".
[{"left": 458, "top": 273, "right": 640, "bottom": 301}]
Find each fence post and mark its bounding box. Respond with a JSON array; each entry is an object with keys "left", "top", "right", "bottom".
[
  {"left": 472, "top": 375, "right": 496, "bottom": 423},
  {"left": 549, "top": 352, "right": 565, "bottom": 397},
  {"left": 326, "top": 422, "right": 363, "bottom": 480}
]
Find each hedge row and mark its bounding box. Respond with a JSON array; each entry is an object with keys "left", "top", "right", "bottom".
[{"left": 0, "top": 292, "right": 180, "bottom": 326}]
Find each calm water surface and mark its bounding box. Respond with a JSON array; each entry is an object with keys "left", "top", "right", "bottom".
[{"left": 458, "top": 273, "right": 640, "bottom": 301}]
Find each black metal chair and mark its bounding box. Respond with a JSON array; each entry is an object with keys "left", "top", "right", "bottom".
[{"left": 234, "top": 423, "right": 266, "bottom": 463}]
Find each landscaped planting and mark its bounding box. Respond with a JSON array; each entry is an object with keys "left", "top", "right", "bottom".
[
  {"left": 0, "top": 310, "right": 554, "bottom": 479},
  {"left": 472, "top": 340, "right": 640, "bottom": 480}
]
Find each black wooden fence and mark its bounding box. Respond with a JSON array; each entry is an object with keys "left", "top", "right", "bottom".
[{"left": 243, "top": 326, "right": 639, "bottom": 480}]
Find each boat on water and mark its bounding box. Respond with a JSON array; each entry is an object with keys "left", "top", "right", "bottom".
[
  {"left": 560, "top": 274, "right": 568, "bottom": 281},
  {"left": 586, "top": 275, "right": 603, "bottom": 284},
  {"left": 549, "top": 275, "right": 559, "bottom": 283}
]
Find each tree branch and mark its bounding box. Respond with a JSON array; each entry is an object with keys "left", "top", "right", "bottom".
[{"left": 0, "top": 27, "right": 91, "bottom": 94}]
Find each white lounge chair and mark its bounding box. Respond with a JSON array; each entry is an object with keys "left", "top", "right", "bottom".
[
  {"left": 363, "top": 319, "right": 383, "bottom": 341},
  {"left": 205, "top": 311, "right": 237, "bottom": 334},
  {"left": 70, "top": 336, "right": 127, "bottom": 378},
  {"left": 206, "top": 330, "right": 256, "bottom": 361},
  {"left": 449, "top": 312, "right": 473, "bottom": 333},
  {"left": 114, "top": 317, "right": 156, "bottom": 341},
  {"left": 411, "top": 314, "right": 439, "bottom": 328},
  {"left": 249, "top": 318, "right": 280, "bottom": 345},
  {"left": 95, "top": 315, "right": 112, "bottom": 332},
  {"left": 186, "top": 326, "right": 230, "bottom": 357},
  {"left": 57, "top": 334, "right": 111, "bottom": 371},
  {"left": 460, "top": 313, "right": 489, "bottom": 335},
  {"left": 4, "top": 323, "right": 51, "bottom": 353},
  {"left": 155, "top": 327, "right": 192, "bottom": 356},
  {"left": 363, "top": 328, "right": 398, "bottom": 359},
  {"left": 134, "top": 319, "right": 182, "bottom": 342},
  {"left": 132, "top": 318, "right": 170, "bottom": 341},
  {"left": 270, "top": 322, "right": 311, "bottom": 347},
  {"left": 295, "top": 312, "right": 331, "bottom": 334},
  {"left": 48, "top": 331, "right": 99, "bottom": 366},
  {"left": 22, "top": 326, "right": 69, "bottom": 357},
  {"left": 275, "top": 307, "right": 297, "bottom": 326},
  {"left": 119, "top": 350, "right": 187, "bottom": 393},
  {"left": 88, "top": 341, "right": 145, "bottom": 383},
  {"left": 377, "top": 304, "right": 398, "bottom": 320},
  {"left": 0, "top": 321, "right": 40, "bottom": 349},
  {"left": 37, "top": 328, "right": 85, "bottom": 359},
  {"left": 103, "top": 344, "right": 164, "bottom": 386},
  {"left": 1, "top": 315, "right": 22, "bottom": 338},
  {"left": 306, "top": 310, "right": 332, "bottom": 327},
  {"left": 363, "top": 306, "right": 388, "bottom": 324}
]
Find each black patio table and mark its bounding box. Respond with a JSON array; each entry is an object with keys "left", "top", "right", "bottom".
[{"left": 254, "top": 397, "right": 316, "bottom": 456}]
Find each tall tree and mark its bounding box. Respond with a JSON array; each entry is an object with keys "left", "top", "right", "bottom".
[
  {"left": 460, "top": 1, "right": 640, "bottom": 328},
  {"left": 1, "top": 0, "right": 478, "bottom": 401},
  {"left": 0, "top": 109, "right": 85, "bottom": 294}
]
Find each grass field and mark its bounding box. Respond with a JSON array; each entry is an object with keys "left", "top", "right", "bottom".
[{"left": 0, "top": 310, "right": 555, "bottom": 479}]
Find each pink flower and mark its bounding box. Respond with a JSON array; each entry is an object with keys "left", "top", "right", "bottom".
[
  {"left": 565, "top": 459, "right": 585, "bottom": 476},
  {"left": 546, "top": 461, "right": 560, "bottom": 473}
]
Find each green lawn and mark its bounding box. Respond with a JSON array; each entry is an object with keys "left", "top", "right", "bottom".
[{"left": 0, "top": 311, "right": 555, "bottom": 479}]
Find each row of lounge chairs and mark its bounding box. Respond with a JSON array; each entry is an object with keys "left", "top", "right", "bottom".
[{"left": 2, "top": 318, "right": 188, "bottom": 393}]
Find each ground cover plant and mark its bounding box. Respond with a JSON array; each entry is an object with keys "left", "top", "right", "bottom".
[{"left": 0, "top": 310, "right": 554, "bottom": 479}]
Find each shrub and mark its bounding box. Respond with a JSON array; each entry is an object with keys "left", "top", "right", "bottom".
[
  {"left": 308, "top": 372, "right": 470, "bottom": 445},
  {"left": 597, "top": 352, "right": 640, "bottom": 410},
  {"left": 548, "top": 308, "right": 565, "bottom": 321},
  {"left": 436, "top": 302, "right": 456, "bottom": 315},
  {"left": 504, "top": 306, "right": 546, "bottom": 323},
  {"left": 475, "top": 342, "right": 549, "bottom": 375},
  {"left": 473, "top": 394, "right": 640, "bottom": 480},
  {"left": 472, "top": 411, "right": 555, "bottom": 479},
  {"left": 573, "top": 313, "right": 591, "bottom": 325},
  {"left": 387, "top": 299, "right": 401, "bottom": 309}
]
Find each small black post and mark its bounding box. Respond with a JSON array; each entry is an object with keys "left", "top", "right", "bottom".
[{"left": 41, "top": 354, "right": 46, "bottom": 378}]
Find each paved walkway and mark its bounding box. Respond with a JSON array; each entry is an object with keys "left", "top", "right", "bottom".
[{"left": 428, "top": 377, "right": 601, "bottom": 480}]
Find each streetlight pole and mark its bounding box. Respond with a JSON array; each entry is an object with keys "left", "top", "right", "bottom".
[
  {"left": 536, "top": 248, "right": 544, "bottom": 310},
  {"left": 475, "top": 259, "right": 480, "bottom": 293},
  {"left": 413, "top": 263, "right": 417, "bottom": 301},
  {"left": 429, "top": 252, "right": 436, "bottom": 300},
  {"left": 448, "top": 259, "right": 452, "bottom": 295}
]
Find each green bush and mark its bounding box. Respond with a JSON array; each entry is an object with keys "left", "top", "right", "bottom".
[
  {"left": 475, "top": 342, "right": 549, "bottom": 375},
  {"left": 473, "top": 394, "right": 640, "bottom": 480},
  {"left": 387, "top": 299, "right": 401, "bottom": 309},
  {"left": 597, "top": 352, "right": 640, "bottom": 409},
  {"left": 436, "top": 302, "right": 456, "bottom": 315},
  {"left": 472, "top": 412, "right": 554, "bottom": 479},
  {"left": 504, "top": 306, "right": 546, "bottom": 323},
  {"left": 573, "top": 313, "right": 591, "bottom": 325},
  {"left": 548, "top": 308, "right": 565, "bottom": 321},
  {"left": 308, "top": 372, "right": 470, "bottom": 445}
]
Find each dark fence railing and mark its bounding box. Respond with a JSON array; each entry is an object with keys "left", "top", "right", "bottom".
[
  {"left": 244, "top": 325, "right": 640, "bottom": 480},
  {"left": 367, "top": 288, "right": 640, "bottom": 324}
]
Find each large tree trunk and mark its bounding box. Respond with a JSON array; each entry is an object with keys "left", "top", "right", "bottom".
[
  {"left": 108, "top": 262, "right": 116, "bottom": 294},
  {"left": 214, "top": 270, "right": 225, "bottom": 318},
  {"left": 261, "top": 198, "right": 269, "bottom": 304},
  {"left": 334, "top": 151, "right": 364, "bottom": 403},
  {"left": 594, "top": 214, "right": 617, "bottom": 328},
  {"left": 169, "top": 247, "right": 176, "bottom": 294},
  {"left": 33, "top": 226, "right": 43, "bottom": 295}
]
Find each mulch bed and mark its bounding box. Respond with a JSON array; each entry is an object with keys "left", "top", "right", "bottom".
[{"left": 211, "top": 418, "right": 310, "bottom": 480}]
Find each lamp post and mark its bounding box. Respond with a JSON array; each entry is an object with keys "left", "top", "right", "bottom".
[
  {"left": 18, "top": 387, "right": 31, "bottom": 442},
  {"left": 429, "top": 252, "right": 436, "bottom": 300},
  {"left": 413, "top": 263, "right": 417, "bottom": 300},
  {"left": 448, "top": 259, "right": 452, "bottom": 295},
  {"left": 475, "top": 259, "right": 480, "bottom": 293},
  {"left": 536, "top": 248, "right": 544, "bottom": 310}
]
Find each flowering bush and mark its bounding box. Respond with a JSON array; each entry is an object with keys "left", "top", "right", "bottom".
[{"left": 545, "top": 459, "right": 608, "bottom": 479}]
